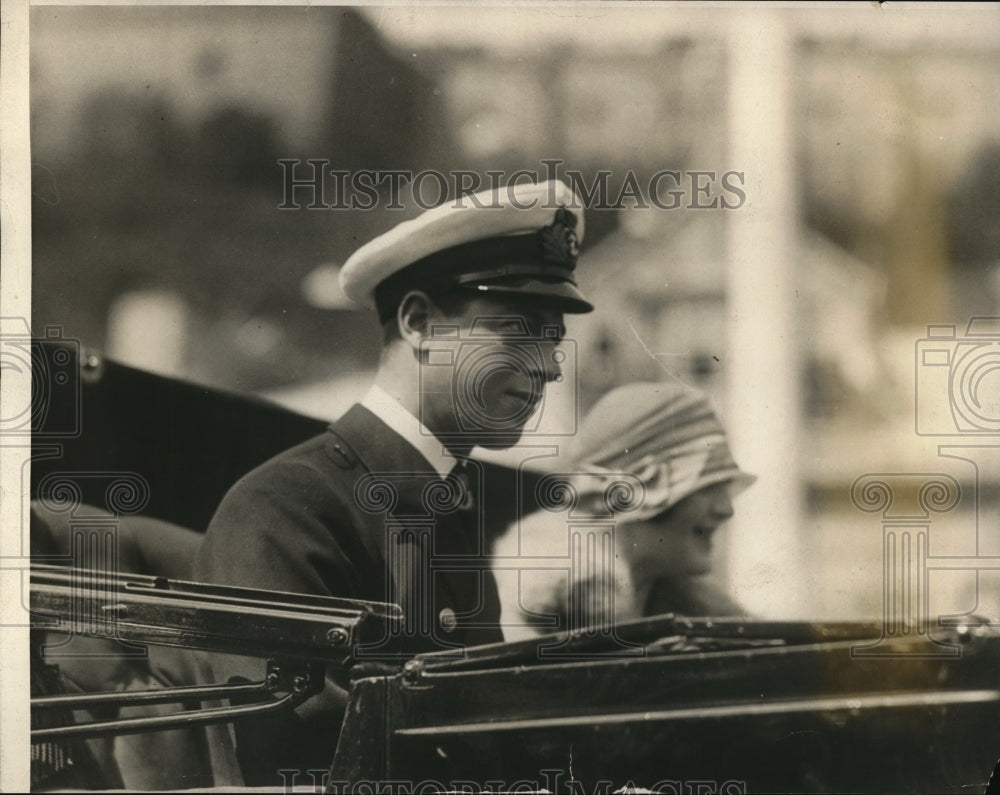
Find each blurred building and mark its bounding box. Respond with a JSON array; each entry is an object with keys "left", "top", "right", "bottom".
[
  {"left": 403, "top": 19, "right": 1000, "bottom": 621},
  {"left": 29, "top": 6, "right": 1000, "bottom": 621},
  {"left": 31, "top": 6, "right": 333, "bottom": 157},
  {"left": 31, "top": 5, "right": 455, "bottom": 402}
]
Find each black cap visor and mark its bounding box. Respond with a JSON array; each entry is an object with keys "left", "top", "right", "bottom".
[{"left": 457, "top": 276, "right": 594, "bottom": 314}]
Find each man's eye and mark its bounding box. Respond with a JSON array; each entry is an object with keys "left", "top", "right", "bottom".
[{"left": 480, "top": 317, "right": 563, "bottom": 341}]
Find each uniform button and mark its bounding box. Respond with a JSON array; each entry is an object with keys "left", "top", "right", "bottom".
[{"left": 438, "top": 607, "right": 458, "bottom": 633}]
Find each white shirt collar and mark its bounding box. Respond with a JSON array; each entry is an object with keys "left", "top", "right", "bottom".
[{"left": 360, "top": 384, "right": 457, "bottom": 479}]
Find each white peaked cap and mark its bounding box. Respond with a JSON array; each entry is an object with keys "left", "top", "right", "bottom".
[{"left": 339, "top": 179, "right": 592, "bottom": 320}]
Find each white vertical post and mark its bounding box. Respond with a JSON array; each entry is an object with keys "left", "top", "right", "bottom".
[{"left": 725, "top": 10, "right": 806, "bottom": 618}]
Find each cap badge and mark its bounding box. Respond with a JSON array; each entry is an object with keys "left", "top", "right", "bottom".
[{"left": 538, "top": 207, "right": 579, "bottom": 267}]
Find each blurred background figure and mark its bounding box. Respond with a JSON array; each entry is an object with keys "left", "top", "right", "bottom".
[{"left": 500, "top": 381, "right": 755, "bottom": 638}]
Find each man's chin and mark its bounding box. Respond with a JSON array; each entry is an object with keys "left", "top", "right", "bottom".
[{"left": 473, "top": 430, "right": 527, "bottom": 451}]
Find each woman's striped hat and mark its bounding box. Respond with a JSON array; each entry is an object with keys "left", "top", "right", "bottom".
[{"left": 569, "top": 381, "right": 756, "bottom": 520}]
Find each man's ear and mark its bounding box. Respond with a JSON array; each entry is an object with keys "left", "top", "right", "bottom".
[{"left": 396, "top": 290, "right": 435, "bottom": 351}]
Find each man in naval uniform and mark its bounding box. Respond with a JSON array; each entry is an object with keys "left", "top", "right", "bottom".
[{"left": 192, "top": 179, "right": 593, "bottom": 785}]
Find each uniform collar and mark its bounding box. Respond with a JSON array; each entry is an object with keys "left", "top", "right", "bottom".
[{"left": 360, "top": 384, "right": 456, "bottom": 480}]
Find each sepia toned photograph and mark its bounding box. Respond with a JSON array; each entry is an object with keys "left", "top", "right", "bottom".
[{"left": 2, "top": 2, "right": 1000, "bottom": 792}]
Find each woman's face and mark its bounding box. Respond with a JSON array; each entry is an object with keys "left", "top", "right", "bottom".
[{"left": 619, "top": 481, "right": 735, "bottom": 579}]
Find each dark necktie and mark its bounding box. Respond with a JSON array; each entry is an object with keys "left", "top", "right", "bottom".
[{"left": 449, "top": 462, "right": 476, "bottom": 512}]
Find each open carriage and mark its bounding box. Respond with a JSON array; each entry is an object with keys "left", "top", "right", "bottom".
[{"left": 27, "top": 340, "right": 1000, "bottom": 793}]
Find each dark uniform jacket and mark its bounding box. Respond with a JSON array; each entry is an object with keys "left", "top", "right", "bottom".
[{"left": 193, "top": 403, "right": 503, "bottom": 784}]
